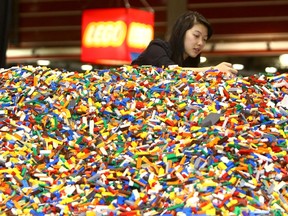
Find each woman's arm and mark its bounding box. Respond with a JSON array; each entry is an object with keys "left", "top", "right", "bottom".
[{"left": 182, "top": 62, "right": 238, "bottom": 77}]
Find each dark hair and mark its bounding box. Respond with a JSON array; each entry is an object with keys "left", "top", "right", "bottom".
[{"left": 168, "top": 11, "right": 213, "bottom": 67}]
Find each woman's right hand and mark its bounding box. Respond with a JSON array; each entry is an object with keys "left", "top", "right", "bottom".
[{"left": 215, "top": 62, "right": 238, "bottom": 78}]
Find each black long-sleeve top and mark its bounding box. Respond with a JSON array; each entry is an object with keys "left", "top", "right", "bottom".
[
  {"left": 131, "top": 39, "right": 198, "bottom": 68},
  {"left": 131, "top": 39, "right": 174, "bottom": 67}
]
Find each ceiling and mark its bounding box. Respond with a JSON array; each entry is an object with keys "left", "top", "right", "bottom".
[{"left": 5, "top": 0, "right": 288, "bottom": 74}]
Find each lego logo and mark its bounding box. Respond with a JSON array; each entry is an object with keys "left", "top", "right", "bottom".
[
  {"left": 83, "top": 21, "right": 127, "bottom": 47},
  {"left": 127, "top": 22, "right": 153, "bottom": 49},
  {"left": 82, "top": 20, "right": 153, "bottom": 49}
]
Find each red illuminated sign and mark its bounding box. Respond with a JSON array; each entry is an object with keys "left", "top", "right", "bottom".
[{"left": 81, "top": 8, "right": 154, "bottom": 65}]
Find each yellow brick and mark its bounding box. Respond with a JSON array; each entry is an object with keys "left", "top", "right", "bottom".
[{"left": 218, "top": 162, "right": 227, "bottom": 170}]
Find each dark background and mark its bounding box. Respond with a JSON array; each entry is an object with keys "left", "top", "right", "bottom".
[{"left": 2, "top": 0, "right": 288, "bottom": 74}]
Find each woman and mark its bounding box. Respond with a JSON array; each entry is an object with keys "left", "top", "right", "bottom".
[{"left": 131, "top": 11, "right": 238, "bottom": 77}]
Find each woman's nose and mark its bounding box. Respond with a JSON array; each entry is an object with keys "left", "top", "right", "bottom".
[
  {"left": 198, "top": 39, "right": 204, "bottom": 46},
  {"left": 199, "top": 38, "right": 206, "bottom": 46}
]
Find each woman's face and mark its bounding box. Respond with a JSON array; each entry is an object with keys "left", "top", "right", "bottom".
[{"left": 183, "top": 23, "right": 208, "bottom": 59}]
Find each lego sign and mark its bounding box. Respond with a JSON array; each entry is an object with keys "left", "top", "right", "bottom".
[
  {"left": 81, "top": 8, "right": 154, "bottom": 65},
  {"left": 83, "top": 21, "right": 127, "bottom": 48}
]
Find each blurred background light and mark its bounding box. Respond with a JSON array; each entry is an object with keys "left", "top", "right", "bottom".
[
  {"left": 233, "top": 64, "right": 244, "bottom": 70},
  {"left": 200, "top": 56, "right": 207, "bottom": 63},
  {"left": 37, "top": 60, "right": 50, "bottom": 66},
  {"left": 279, "top": 54, "right": 288, "bottom": 67},
  {"left": 265, "top": 67, "right": 277, "bottom": 73},
  {"left": 81, "top": 64, "right": 93, "bottom": 71}
]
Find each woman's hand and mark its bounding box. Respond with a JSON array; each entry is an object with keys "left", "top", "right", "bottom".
[{"left": 215, "top": 62, "right": 238, "bottom": 78}]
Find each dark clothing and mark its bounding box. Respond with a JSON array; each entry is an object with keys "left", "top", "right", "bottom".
[
  {"left": 131, "top": 39, "right": 175, "bottom": 67},
  {"left": 131, "top": 38, "right": 199, "bottom": 68}
]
